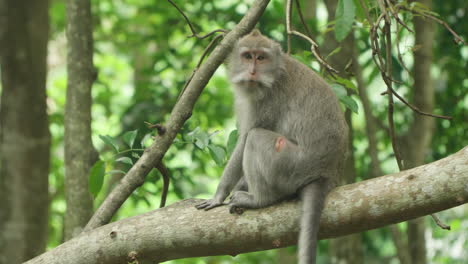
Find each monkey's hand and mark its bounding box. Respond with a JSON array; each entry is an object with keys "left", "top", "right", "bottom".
[{"left": 195, "top": 198, "right": 225, "bottom": 211}]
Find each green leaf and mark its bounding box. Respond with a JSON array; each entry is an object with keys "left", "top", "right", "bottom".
[
  {"left": 89, "top": 160, "right": 106, "bottom": 197},
  {"left": 292, "top": 51, "right": 313, "bottom": 67},
  {"left": 141, "top": 133, "right": 153, "bottom": 148},
  {"left": 227, "top": 129, "right": 238, "bottom": 155},
  {"left": 334, "top": 76, "right": 358, "bottom": 93},
  {"left": 325, "top": 46, "right": 342, "bottom": 60},
  {"left": 209, "top": 130, "right": 221, "bottom": 137},
  {"left": 208, "top": 145, "right": 226, "bottom": 166},
  {"left": 335, "top": 0, "right": 356, "bottom": 41},
  {"left": 116, "top": 156, "right": 133, "bottom": 165},
  {"left": 187, "top": 127, "right": 200, "bottom": 141},
  {"left": 99, "top": 135, "right": 119, "bottom": 152},
  {"left": 340, "top": 96, "right": 359, "bottom": 113},
  {"left": 106, "top": 169, "right": 126, "bottom": 175},
  {"left": 195, "top": 132, "right": 209, "bottom": 149},
  {"left": 331, "top": 83, "right": 347, "bottom": 98},
  {"left": 331, "top": 83, "right": 359, "bottom": 113},
  {"left": 188, "top": 127, "right": 210, "bottom": 149},
  {"left": 353, "top": 0, "right": 366, "bottom": 21},
  {"left": 123, "top": 130, "right": 138, "bottom": 148}
]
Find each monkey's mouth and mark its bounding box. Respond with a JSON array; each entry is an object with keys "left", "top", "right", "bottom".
[
  {"left": 239, "top": 79, "right": 262, "bottom": 86},
  {"left": 246, "top": 75, "right": 258, "bottom": 81},
  {"left": 231, "top": 74, "right": 271, "bottom": 88},
  {"left": 235, "top": 77, "right": 259, "bottom": 84}
]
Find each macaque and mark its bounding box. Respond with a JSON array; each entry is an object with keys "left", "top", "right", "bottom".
[{"left": 196, "top": 29, "right": 348, "bottom": 264}]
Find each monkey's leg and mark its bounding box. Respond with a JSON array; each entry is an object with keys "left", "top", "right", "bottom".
[
  {"left": 195, "top": 136, "right": 247, "bottom": 210},
  {"left": 229, "top": 128, "right": 298, "bottom": 212},
  {"left": 233, "top": 176, "right": 248, "bottom": 192}
]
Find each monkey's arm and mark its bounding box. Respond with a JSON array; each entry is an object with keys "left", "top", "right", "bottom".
[{"left": 195, "top": 136, "right": 246, "bottom": 210}]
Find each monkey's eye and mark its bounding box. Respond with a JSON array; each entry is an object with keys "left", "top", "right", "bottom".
[
  {"left": 243, "top": 53, "right": 253, "bottom": 60},
  {"left": 257, "top": 55, "right": 265, "bottom": 61}
]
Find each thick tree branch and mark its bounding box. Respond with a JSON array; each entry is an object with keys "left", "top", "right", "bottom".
[
  {"left": 84, "top": 0, "right": 271, "bottom": 231},
  {"left": 26, "top": 147, "right": 468, "bottom": 264}
]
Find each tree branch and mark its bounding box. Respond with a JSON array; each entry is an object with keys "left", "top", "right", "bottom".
[{"left": 26, "top": 147, "right": 468, "bottom": 264}]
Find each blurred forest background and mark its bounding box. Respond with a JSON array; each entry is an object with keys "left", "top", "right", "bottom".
[{"left": 0, "top": 0, "right": 467, "bottom": 263}]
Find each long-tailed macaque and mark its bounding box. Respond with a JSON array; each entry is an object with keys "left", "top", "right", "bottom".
[{"left": 195, "top": 29, "right": 348, "bottom": 264}]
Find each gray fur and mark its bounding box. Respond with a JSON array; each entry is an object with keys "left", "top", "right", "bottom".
[{"left": 195, "top": 31, "right": 348, "bottom": 264}]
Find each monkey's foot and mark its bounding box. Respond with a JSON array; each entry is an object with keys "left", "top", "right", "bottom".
[
  {"left": 229, "top": 205, "right": 245, "bottom": 215},
  {"left": 229, "top": 191, "right": 255, "bottom": 214}
]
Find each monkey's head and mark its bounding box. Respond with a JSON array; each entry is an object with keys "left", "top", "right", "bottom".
[{"left": 228, "top": 29, "right": 285, "bottom": 93}]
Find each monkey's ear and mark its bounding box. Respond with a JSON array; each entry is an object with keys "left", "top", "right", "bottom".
[{"left": 250, "top": 29, "right": 262, "bottom": 36}]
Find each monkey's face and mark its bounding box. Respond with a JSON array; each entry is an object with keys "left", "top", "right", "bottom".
[
  {"left": 229, "top": 47, "right": 277, "bottom": 89},
  {"left": 227, "top": 30, "right": 285, "bottom": 96}
]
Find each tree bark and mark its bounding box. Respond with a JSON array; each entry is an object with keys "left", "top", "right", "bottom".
[
  {"left": 0, "top": 0, "right": 50, "bottom": 262},
  {"left": 64, "top": 0, "right": 98, "bottom": 240},
  {"left": 25, "top": 147, "right": 468, "bottom": 264}
]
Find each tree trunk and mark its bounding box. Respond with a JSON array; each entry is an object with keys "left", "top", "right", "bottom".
[
  {"left": 323, "top": 0, "right": 363, "bottom": 262},
  {"left": 64, "top": 0, "right": 98, "bottom": 240},
  {"left": 401, "top": 1, "right": 436, "bottom": 263},
  {"left": 354, "top": 27, "right": 413, "bottom": 264},
  {"left": 0, "top": 0, "right": 50, "bottom": 263}
]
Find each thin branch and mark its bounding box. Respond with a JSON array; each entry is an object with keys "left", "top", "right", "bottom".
[
  {"left": 286, "top": 0, "right": 292, "bottom": 54},
  {"left": 285, "top": 0, "right": 338, "bottom": 73},
  {"left": 294, "top": 0, "right": 312, "bottom": 38},
  {"left": 177, "top": 33, "right": 225, "bottom": 100},
  {"left": 145, "top": 121, "right": 167, "bottom": 135},
  {"left": 383, "top": 17, "right": 404, "bottom": 171},
  {"left": 155, "top": 163, "right": 170, "bottom": 208},
  {"left": 399, "top": 5, "right": 465, "bottom": 45},
  {"left": 358, "top": 0, "right": 373, "bottom": 25},
  {"left": 367, "top": 1, "right": 452, "bottom": 120},
  {"left": 167, "top": 0, "right": 227, "bottom": 39},
  {"left": 395, "top": 25, "right": 412, "bottom": 75},
  {"left": 370, "top": 13, "right": 387, "bottom": 73},
  {"left": 385, "top": 0, "right": 413, "bottom": 33},
  {"left": 389, "top": 89, "right": 452, "bottom": 120},
  {"left": 430, "top": 214, "right": 451, "bottom": 230}
]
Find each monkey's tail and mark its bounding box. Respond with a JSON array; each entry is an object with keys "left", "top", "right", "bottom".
[{"left": 298, "top": 181, "right": 327, "bottom": 264}]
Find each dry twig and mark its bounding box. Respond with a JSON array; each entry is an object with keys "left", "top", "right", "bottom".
[
  {"left": 363, "top": 0, "right": 457, "bottom": 232},
  {"left": 155, "top": 163, "right": 170, "bottom": 208},
  {"left": 362, "top": 0, "right": 453, "bottom": 121},
  {"left": 383, "top": 17, "right": 404, "bottom": 171},
  {"left": 430, "top": 214, "right": 451, "bottom": 230},
  {"left": 167, "top": 0, "right": 227, "bottom": 39},
  {"left": 177, "top": 34, "right": 225, "bottom": 100},
  {"left": 399, "top": 4, "right": 465, "bottom": 45},
  {"left": 285, "top": 0, "right": 338, "bottom": 73}
]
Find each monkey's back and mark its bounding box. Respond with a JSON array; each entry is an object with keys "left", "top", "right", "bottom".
[{"left": 278, "top": 55, "right": 348, "bottom": 187}]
